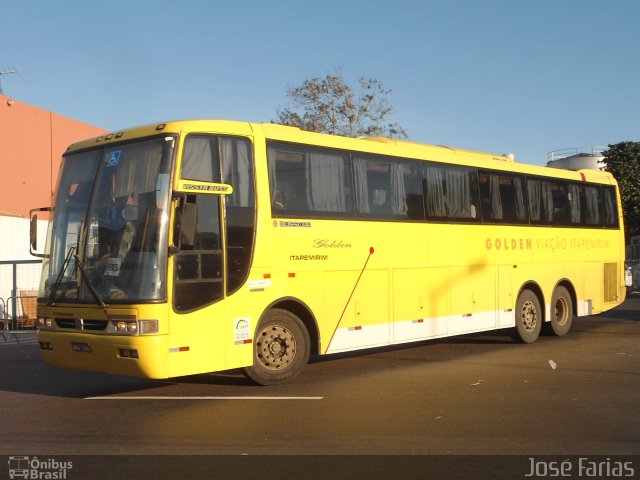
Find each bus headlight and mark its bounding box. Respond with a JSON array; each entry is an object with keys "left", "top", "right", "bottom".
[
  {"left": 110, "top": 319, "right": 158, "bottom": 334},
  {"left": 112, "top": 319, "right": 138, "bottom": 333},
  {"left": 37, "top": 317, "right": 53, "bottom": 330}
]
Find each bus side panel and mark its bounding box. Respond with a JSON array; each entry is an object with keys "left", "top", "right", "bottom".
[
  {"left": 449, "top": 265, "right": 497, "bottom": 334},
  {"left": 324, "top": 269, "right": 390, "bottom": 353},
  {"left": 220, "top": 287, "right": 268, "bottom": 371},
  {"left": 498, "top": 264, "right": 515, "bottom": 327},
  {"left": 583, "top": 262, "right": 603, "bottom": 314},
  {"left": 167, "top": 302, "right": 228, "bottom": 378},
  {"left": 510, "top": 262, "right": 534, "bottom": 307},
  {"left": 392, "top": 267, "right": 449, "bottom": 343},
  {"left": 563, "top": 262, "right": 584, "bottom": 315}
]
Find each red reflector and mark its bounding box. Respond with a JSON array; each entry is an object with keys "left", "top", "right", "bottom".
[
  {"left": 463, "top": 313, "right": 472, "bottom": 317},
  {"left": 354, "top": 326, "right": 362, "bottom": 330},
  {"left": 169, "top": 346, "right": 190, "bottom": 353},
  {"left": 288, "top": 272, "right": 296, "bottom": 278},
  {"left": 263, "top": 273, "right": 271, "bottom": 279},
  {"left": 243, "top": 339, "right": 252, "bottom": 344}
]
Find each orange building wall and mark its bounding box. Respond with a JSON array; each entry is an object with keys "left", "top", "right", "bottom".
[{"left": 0, "top": 95, "right": 107, "bottom": 218}]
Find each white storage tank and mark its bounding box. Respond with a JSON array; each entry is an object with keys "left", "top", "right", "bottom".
[{"left": 546, "top": 147, "right": 605, "bottom": 170}]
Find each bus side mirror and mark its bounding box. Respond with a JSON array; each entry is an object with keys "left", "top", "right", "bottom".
[{"left": 29, "top": 207, "right": 51, "bottom": 258}]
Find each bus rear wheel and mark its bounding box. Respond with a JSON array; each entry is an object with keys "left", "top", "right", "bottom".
[
  {"left": 512, "top": 289, "right": 542, "bottom": 343},
  {"left": 244, "top": 308, "right": 310, "bottom": 385},
  {"left": 548, "top": 285, "right": 573, "bottom": 336}
]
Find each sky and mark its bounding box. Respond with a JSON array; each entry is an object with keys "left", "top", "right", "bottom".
[{"left": 1, "top": 0, "right": 639, "bottom": 166}]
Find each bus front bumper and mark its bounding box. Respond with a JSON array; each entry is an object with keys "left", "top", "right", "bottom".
[{"left": 37, "top": 330, "right": 169, "bottom": 379}]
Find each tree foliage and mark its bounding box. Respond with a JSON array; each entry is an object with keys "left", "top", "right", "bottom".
[
  {"left": 602, "top": 141, "right": 640, "bottom": 239},
  {"left": 275, "top": 70, "right": 407, "bottom": 138}
]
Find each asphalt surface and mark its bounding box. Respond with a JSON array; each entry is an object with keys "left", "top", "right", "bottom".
[{"left": 0, "top": 295, "right": 638, "bottom": 477}]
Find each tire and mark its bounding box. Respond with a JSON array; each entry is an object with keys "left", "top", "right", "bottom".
[
  {"left": 548, "top": 285, "right": 573, "bottom": 336},
  {"left": 244, "top": 308, "right": 310, "bottom": 385},
  {"left": 512, "top": 289, "right": 542, "bottom": 343}
]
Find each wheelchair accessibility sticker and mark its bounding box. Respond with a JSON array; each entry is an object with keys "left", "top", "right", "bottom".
[{"left": 106, "top": 151, "right": 121, "bottom": 167}]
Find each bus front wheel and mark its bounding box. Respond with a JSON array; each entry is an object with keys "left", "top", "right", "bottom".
[
  {"left": 513, "top": 289, "right": 542, "bottom": 344},
  {"left": 244, "top": 308, "right": 310, "bottom": 385},
  {"left": 548, "top": 286, "right": 573, "bottom": 336}
]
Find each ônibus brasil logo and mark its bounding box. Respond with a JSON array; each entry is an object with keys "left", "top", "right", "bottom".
[{"left": 8, "top": 456, "right": 73, "bottom": 479}]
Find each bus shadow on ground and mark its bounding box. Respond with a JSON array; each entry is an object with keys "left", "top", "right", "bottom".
[
  {"left": 0, "top": 343, "right": 173, "bottom": 398},
  {"left": 172, "top": 370, "right": 253, "bottom": 386},
  {"left": 2, "top": 297, "right": 636, "bottom": 397}
]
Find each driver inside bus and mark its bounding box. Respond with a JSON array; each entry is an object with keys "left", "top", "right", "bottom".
[{"left": 92, "top": 193, "right": 139, "bottom": 299}]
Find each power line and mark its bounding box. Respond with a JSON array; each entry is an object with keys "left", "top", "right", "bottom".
[{"left": 0, "top": 66, "right": 23, "bottom": 95}]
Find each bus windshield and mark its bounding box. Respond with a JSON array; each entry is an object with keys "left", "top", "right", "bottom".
[{"left": 39, "top": 136, "right": 174, "bottom": 304}]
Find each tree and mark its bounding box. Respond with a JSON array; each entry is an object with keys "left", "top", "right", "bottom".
[
  {"left": 602, "top": 141, "right": 640, "bottom": 239},
  {"left": 275, "top": 69, "right": 407, "bottom": 139}
]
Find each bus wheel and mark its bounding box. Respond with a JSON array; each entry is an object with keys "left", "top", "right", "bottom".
[
  {"left": 512, "top": 289, "right": 542, "bottom": 343},
  {"left": 244, "top": 309, "right": 310, "bottom": 385},
  {"left": 548, "top": 286, "right": 573, "bottom": 336}
]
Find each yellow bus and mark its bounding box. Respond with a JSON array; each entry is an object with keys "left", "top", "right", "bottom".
[{"left": 32, "top": 120, "right": 626, "bottom": 384}]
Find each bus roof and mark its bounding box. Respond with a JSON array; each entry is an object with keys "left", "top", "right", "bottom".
[{"left": 64, "top": 119, "right": 616, "bottom": 185}]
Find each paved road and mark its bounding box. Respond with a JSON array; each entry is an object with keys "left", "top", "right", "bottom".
[{"left": 1, "top": 296, "right": 638, "bottom": 463}]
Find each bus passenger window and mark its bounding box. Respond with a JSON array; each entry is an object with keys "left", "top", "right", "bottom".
[
  {"left": 602, "top": 187, "right": 618, "bottom": 227},
  {"left": 479, "top": 172, "right": 527, "bottom": 224},
  {"left": 423, "top": 164, "right": 479, "bottom": 221},
  {"left": 181, "top": 135, "right": 222, "bottom": 182},
  {"left": 567, "top": 184, "right": 581, "bottom": 224},
  {"left": 581, "top": 185, "right": 601, "bottom": 225},
  {"left": 479, "top": 173, "right": 502, "bottom": 221},
  {"left": 528, "top": 178, "right": 553, "bottom": 223},
  {"left": 401, "top": 162, "right": 424, "bottom": 220},
  {"left": 354, "top": 157, "right": 392, "bottom": 216},
  {"left": 353, "top": 156, "right": 423, "bottom": 220},
  {"left": 550, "top": 181, "right": 569, "bottom": 223},
  {"left": 267, "top": 143, "right": 353, "bottom": 217}
]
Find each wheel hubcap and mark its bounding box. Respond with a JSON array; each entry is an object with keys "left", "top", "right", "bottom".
[
  {"left": 256, "top": 325, "right": 296, "bottom": 370},
  {"left": 521, "top": 300, "right": 538, "bottom": 332},
  {"left": 554, "top": 297, "right": 569, "bottom": 326}
]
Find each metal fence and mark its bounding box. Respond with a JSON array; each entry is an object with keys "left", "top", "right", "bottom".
[
  {"left": 627, "top": 261, "right": 640, "bottom": 293},
  {"left": 0, "top": 259, "right": 42, "bottom": 331}
]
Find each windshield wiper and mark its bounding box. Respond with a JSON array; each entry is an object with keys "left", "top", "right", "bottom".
[
  {"left": 47, "top": 247, "right": 76, "bottom": 306},
  {"left": 74, "top": 254, "right": 108, "bottom": 309}
]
